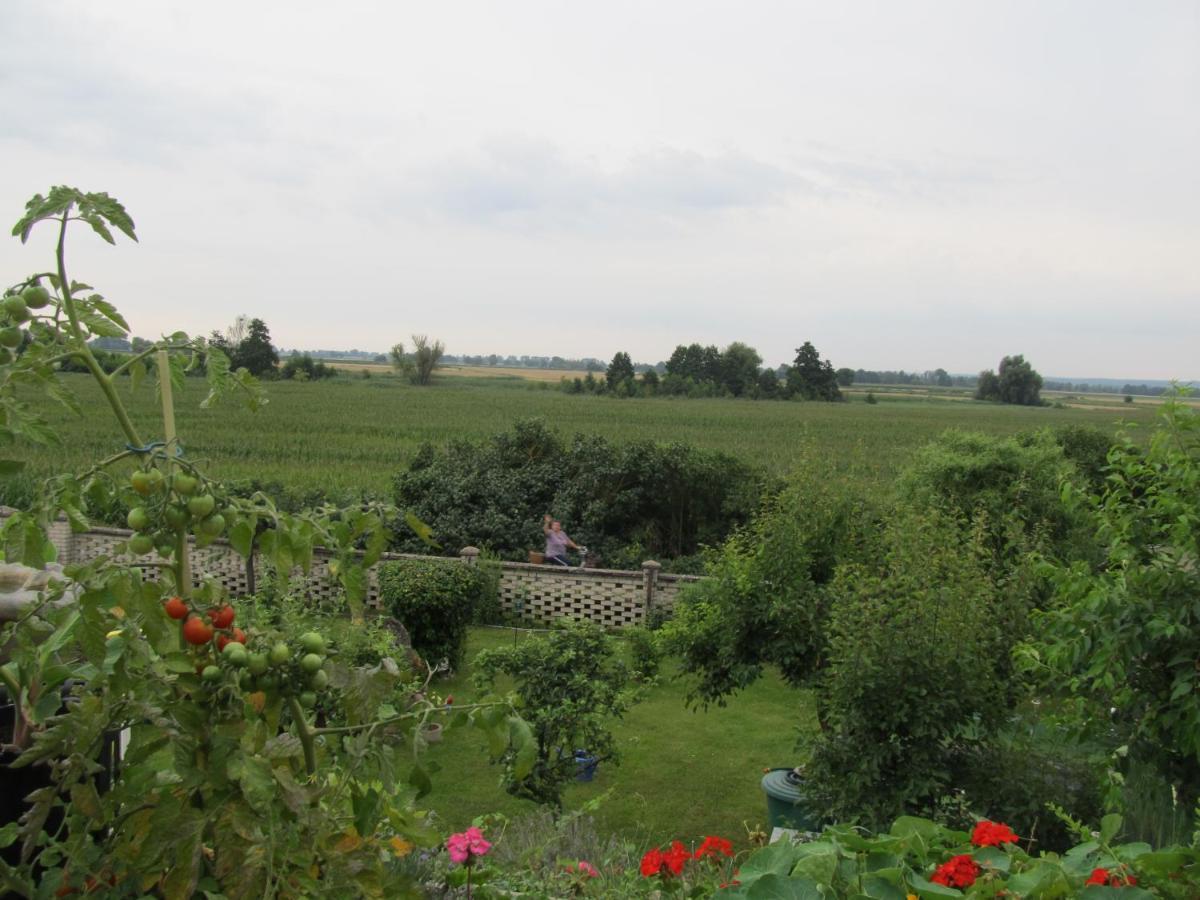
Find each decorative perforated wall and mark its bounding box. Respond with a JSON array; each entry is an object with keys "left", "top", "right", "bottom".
[{"left": 7, "top": 511, "right": 702, "bottom": 628}]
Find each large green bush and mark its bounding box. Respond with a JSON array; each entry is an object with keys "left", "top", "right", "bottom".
[
  {"left": 392, "top": 419, "right": 764, "bottom": 567},
  {"left": 1030, "top": 395, "right": 1200, "bottom": 806},
  {"left": 808, "top": 510, "right": 1027, "bottom": 825},
  {"left": 663, "top": 469, "right": 879, "bottom": 706},
  {"left": 896, "top": 428, "right": 1086, "bottom": 561},
  {"left": 378, "top": 559, "right": 492, "bottom": 671}
]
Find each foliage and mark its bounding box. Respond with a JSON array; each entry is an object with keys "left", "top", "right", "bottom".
[
  {"left": 663, "top": 469, "right": 879, "bottom": 706},
  {"left": 391, "top": 334, "right": 445, "bottom": 386},
  {"left": 279, "top": 352, "right": 335, "bottom": 381},
  {"left": 1028, "top": 395, "right": 1200, "bottom": 804},
  {"left": 786, "top": 340, "right": 842, "bottom": 401},
  {"left": 473, "top": 622, "right": 633, "bottom": 808},
  {"left": 712, "top": 811, "right": 1198, "bottom": 899},
  {"left": 210, "top": 316, "right": 278, "bottom": 377},
  {"left": 896, "top": 427, "right": 1090, "bottom": 563},
  {"left": 977, "top": 353, "right": 1045, "bottom": 405},
  {"left": 623, "top": 626, "right": 662, "bottom": 682},
  {"left": 393, "top": 419, "right": 764, "bottom": 566},
  {"left": 605, "top": 351, "right": 635, "bottom": 392},
  {"left": 378, "top": 559, "right": 492, "bottom": 671},
  {"left": 0, "top": 187, "right": 533, "bottom": 898},
  {"left": 807, "top": 510, "right": 1027, "bottom": 825}
]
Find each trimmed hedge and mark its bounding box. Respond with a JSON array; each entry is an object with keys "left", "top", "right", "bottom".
[{"left": 377, "top": 559, "right": 494, "bottom": 671}]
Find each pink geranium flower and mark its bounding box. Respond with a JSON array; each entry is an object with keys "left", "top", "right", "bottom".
[{"left": 446, "top": 826, "right": 492, "bottom": 865}]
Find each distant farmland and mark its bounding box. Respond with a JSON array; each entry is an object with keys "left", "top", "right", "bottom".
[{"left": 3, "top": 372, "right": 1159, "bottom": 508}]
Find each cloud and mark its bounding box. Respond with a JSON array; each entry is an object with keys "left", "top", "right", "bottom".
[{"left": 396, "top": 137, "right": 808, "bottom": 228}]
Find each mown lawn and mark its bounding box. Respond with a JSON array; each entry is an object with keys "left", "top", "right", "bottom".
[{"left": 418, "top": 627, "right": 814, "bottom": 846}]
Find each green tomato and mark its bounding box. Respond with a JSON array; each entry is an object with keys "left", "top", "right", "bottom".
[
  {"left": 130, "top": 469, "right": 164, "bottom": 496},
  {"left": 126, "top": 507, "right": 150, "bottom": 532},
  {"left": 3, "top": 296, "right": 29, "bottom": 323},
  {"left": 187, "top": 494, "right": 215, "bottom": 518},
  {"left": 172, "top": 473, "right": 199, "bottom": 497},
  {"left": 197, "top": 513, "right": 225, "bottom": 537},
  {"left": 268, "top": 642, "right": 291, "bottom": 667},
  {"left": 247, "top": 653, "right": 269, "bottom": 676},
  {"left": 21, "top": 285, "right": 50, "bottom": 309},
  {"left": 309, "top": 669, "right": 329, "bottom": 690},
  {"left": 202, "top": 665, "right": 222, "bottom": 684},
  {"left": 299, "top": 653, "right": 323, "bottom": 675},
  {"left": 298, "top": 632, "right": 326, "bottom": 655},
  {"left": 164, "top": 505, "right": 189, "bottom": 529},
  {"left": 0, "top": 347, "right": 12, "bottom": 366},
  {"left": 127, "top": 534, "right": 154, "bottom": 556},
  {"left": 299, "top": 691, "right": 317, "bottom": 709},
  {"left": 257, "top": 673, "right": 279, "bottom": 691},
  {"left": 222, "top": 642, "right": 248, "bottom": 667},
  {"left": 0, "top": 327, "right": 23, "bottom": 349}
]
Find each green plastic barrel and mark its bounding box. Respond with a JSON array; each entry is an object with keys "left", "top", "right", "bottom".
[{"left": 761, "top": 767, "right": 822, "bottom": 831}]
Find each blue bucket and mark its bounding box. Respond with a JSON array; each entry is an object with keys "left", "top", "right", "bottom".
[{"left": 574, "top": 749, "right": 599, "bottom": 782}]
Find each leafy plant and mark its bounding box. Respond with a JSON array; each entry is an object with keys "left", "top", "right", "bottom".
[
  {"left": 378, "top": 559, "right": 493, "bottom": 671},
  {"left": 393, "top": 419, "right": 764, "bottom": 566},
  {"left": 1027, "top": 394, "right": 1200, "bottom": 807},
  {"left": 473, "top": 621, "right": 633, "bottom": 809},
  {"left": 808, "top": 509, "right": 1026, "bottom": 825},
  {"left": 0, "top": 187, "right": 533, "bottom": 897}
]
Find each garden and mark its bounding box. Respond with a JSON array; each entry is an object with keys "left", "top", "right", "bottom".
[{"left": 2, "top": 187, "right": 1200, "bottom": 898}]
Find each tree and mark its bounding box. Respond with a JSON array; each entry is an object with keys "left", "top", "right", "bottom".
[
  {"left": 719, "top": 342, "right": 762, "bottom": 397},
  {"left": 977, "top": 355, "right": 1043, "bottom": 405},
  {"left": 473, "top": 622, "right": 632, "bottom": 808},
  {"left": 606, "top": 351, "right": 635, "bottom": 391},
  {"left": 786, "top": 341, "right": 842, "bottom": 401},
  {"left": 835, "top": 367, "right": 855, "bottom": 387},
  {"left": 1032, "top": 397, "right": 1200, "bottom": 802},
  {"left": 213, "top": 316, "right": 278, "bottom": 376},
  {"left": 391, "top": 335, "right": 445, "bottom": 385}
]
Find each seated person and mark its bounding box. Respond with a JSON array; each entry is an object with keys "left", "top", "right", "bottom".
[{"left": 542, "top": 514, "right": 581, "bottom": 565}]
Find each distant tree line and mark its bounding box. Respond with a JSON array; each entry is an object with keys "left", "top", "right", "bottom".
[
  {"left": 442, "top": 353, "right": 606, "bottom": 372},
  {"left": 560, "top": 341, "right": 844, "bottom": 401}
]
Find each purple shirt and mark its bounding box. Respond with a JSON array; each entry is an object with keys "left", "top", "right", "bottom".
[{"left": 545, "top": 530, "right": 570, "bottom": 558}]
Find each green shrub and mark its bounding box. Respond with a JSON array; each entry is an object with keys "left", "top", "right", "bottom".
[
  {"left": 392, "top": 419, "right": 764, "bottom": 566},
  {"left": 663, "top": 469, "right": 880, "bottom": 706},
  {"left": 1031, "top": 395, "right": 1200, "bottom": 806},
  {"left": 378, "top": 559, "right": 490, "bottom": 671},
  {"left": 808, "top": 510, "right": 1025, "bottom": 825},
  {"left": 472, "top": 621, "right": 633, "bottom": 808},
  {"left": 623, "top": 626, "right": 661, "bottom": 682},
  {"left": 897, "top": 429, "right": 1083, "bottom": 560}
]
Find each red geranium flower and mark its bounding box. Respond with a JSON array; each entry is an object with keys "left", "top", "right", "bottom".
[
  {"left": 931, "top": 854, "right": 981, "bottom": 889},
  {"left": 640, "top": 842, "right": 692, "bottom": 877},
  {"left": 640, "top": 848, "right": 665, "bottom": 877},
  {"left": 663, "top": 840, "right": 691, "bottom": 875},
  {"left": 971, "top": 820, "right": 1019, "bottom": 847},
  {"left": 1085, "top": 867, "right": 1138, "bottom": 887},
  {"left": 696, "top": 835, "right": 734, "bottom": 859}
]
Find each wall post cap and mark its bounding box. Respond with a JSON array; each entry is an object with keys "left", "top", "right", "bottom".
[
  {"left": 641, "top": 560, "right": 661, "bottom": 570},
  {"left": 460, "top": 546, "right": 481, "bottom": 558}
]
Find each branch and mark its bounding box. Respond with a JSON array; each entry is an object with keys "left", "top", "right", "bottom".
[{"left": 108, "top": 342, "right": 194, "bottom": 379}]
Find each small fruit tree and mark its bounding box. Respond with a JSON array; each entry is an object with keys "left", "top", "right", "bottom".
[{"left": 0, "top": 187, "right": 533, "bottom": 898}]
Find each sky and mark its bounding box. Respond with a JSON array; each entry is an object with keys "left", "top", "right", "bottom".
[{"left": 1, "top": 1, "right": 1197, "bottom": 379}]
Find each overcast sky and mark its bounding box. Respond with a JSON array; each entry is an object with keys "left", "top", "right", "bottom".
[{"left": 1, "top": 1, "right": 1197, "bottom": 379}]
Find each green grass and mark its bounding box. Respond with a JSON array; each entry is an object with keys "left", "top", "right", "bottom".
[
  {"left": 419, "top": 627, "right": 810, "bottom": 845},
  {"left": 4, "top": 372, "right": 1155, "bottom": 506}
]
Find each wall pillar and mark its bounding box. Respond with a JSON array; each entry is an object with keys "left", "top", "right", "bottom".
[
  {"left": 460, "top": 546, "right": 480, "bottom": 566},
  {"left": 641, "top": 560, "right": 661, "bottom": 620}
]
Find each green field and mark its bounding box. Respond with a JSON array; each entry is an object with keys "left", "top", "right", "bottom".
[{"left": 4, "top": 372, "right": 1157, "bottom": 506}]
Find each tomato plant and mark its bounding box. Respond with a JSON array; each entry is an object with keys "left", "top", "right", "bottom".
[{"left": 0, "top": 187, "right": 535, "bottom": 898}]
